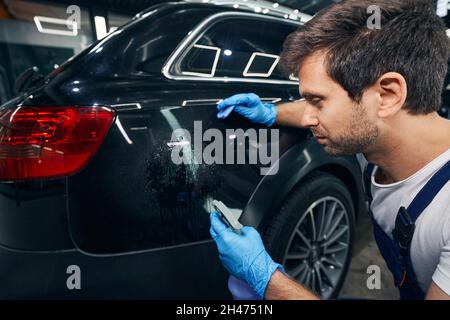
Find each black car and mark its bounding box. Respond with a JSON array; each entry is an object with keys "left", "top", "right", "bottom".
[{"left": 0, "top": 1, "right": 369, "bottom": 299}]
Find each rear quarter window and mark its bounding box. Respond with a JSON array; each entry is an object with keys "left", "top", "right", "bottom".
[
  {"left": 168, "top": 14, "right": 300, "bottom": 83},
  {"left": 133, "top": 8, "right": 220, "bottom": 75}
]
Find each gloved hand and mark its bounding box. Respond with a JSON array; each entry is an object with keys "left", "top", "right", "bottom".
[
  {"left": 217, "top": 93, "right": 277, "bottom": 127},
  {"left": 209, "top": 211, "right": 283, "bottom": 298}
]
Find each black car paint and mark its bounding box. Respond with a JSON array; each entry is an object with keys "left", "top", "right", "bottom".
[{"left": 0, "top": 2, "right": 366, "bottom": 298}]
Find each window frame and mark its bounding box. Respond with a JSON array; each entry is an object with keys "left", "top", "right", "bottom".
[{"left": 162, "top": 11, "right": 301, "bottom": 85}]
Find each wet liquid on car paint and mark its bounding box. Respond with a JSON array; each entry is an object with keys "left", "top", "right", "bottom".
[{"left": 144, "top": 142, "right": 224, "bottom": 243}]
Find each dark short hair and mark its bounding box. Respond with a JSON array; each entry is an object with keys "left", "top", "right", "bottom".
[{"left": 279, "top": 0, "right": 450, "bottom": 114}]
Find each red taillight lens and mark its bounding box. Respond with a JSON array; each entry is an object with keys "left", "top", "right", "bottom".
[{"left": 0, "top": 106, "right": 115, "bottom": 181}]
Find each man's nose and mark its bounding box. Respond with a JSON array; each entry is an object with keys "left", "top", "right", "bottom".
[{"left": 301, "top": 105, "right": 320, "bottom": 128}]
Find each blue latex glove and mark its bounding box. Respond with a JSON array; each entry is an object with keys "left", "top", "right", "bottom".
[
  {"left": 217, "top": 93, "right": 277, "bottom": 127},
  {"left": 228, "top": 275, "right": 261, "bottom": 300},
  {"left": 209, "top": 211, "right": 283, "bottom": 298}
]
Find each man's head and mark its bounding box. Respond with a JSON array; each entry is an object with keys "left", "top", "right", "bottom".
[{"left": 280, "top": 0, "right": 450, "bottom": 156}]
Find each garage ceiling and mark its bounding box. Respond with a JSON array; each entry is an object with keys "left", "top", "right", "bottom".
[
  {"left": 47, "top": 0, "right": 341, "bottom": 16},
  {"left": 36, "top": 0, "right": 447, "bottom": 26}
]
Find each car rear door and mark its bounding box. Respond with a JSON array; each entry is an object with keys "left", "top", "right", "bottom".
[{"left": 65, "top": 8, "right": 306, "bottom": 297}]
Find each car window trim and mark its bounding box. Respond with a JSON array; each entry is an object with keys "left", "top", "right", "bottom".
[{"left": 162, "top": 11, "right": 302, "bottom": 85}]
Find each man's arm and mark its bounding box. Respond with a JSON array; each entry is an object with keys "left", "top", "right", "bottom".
[
  {"left": 275, "top": 99, "right": 308, "bottom": 128},
  {"left": 265, "top": 270, "right": 320, "bottom": 300},
  {"left": 217, "top": 93, "right": 308, "bottom": 129},
  {"left": 210, "top": 211, "right": 320, "bottom": 300},
  {"left": 426, "top": 281, "right": 450, "bottom": 300}
]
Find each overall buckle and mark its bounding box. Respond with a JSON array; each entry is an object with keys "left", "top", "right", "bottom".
[{"left": 392, "top": 206, "right": 415, "bottom": 255}]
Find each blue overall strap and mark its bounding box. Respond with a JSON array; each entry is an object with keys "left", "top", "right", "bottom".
[
  {"left": 393, "top": 158, "right": 450, "bottom": 256},
  {"left": 406, "top": 159, "right": 450, "bottom": 222},
  {"left": 362, "top": 161, "right": 450, "bottom": 299},
  {"left": 364, "top": 162, "right": 424, "bottom": 298}
]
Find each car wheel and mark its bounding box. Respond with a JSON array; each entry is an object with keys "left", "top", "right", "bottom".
[{"left": 263, "top": 172, "right": 355, "bottom": 299}]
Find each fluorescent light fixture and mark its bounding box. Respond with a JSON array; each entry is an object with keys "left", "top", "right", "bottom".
[
  {"left": 254, "top": 7, "right": 262, "bottom": 13},
  {"left": 34, "top": 16, "right": 78, "bottom": 36},
  {"left": 436, "top": 0, "right": 448, "bottom": 17},
  {"left": 243, "top": 52, "right": 280, "bottom": 78},
  {"left": 181, "top": 44, "right": 221, "bottom": 78},
  {"left": 111, "top": 103, "right": 142, "bottom": 111},
  {"left": 181, "top": 99, "right": 221, "bottom": 107},
  {"left": 262, "top": 9, "right": 269, "bottom": 14},
  {"left": 9, "top": 106, "right": 21, "bottom": 122},
  {"left": 115, "top": 116, "right": 133, "bottom": 145},
  {"left": 261, "top": 97, "right": 282, "bottom": 104},
  {"left": 233, "top": 4, "right": 239, "bottom": 8},
  {"left": 273, "top": 3, "right": 279, "bottom": 8},
  {"left": 94, "top": 16, "right": 108, "bottom": 40}
]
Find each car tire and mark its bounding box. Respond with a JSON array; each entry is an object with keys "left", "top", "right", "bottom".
[{"left": 262, "top": 171, "right": 355, "bottom": 299}]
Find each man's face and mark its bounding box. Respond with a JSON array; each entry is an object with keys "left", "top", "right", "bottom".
[{"left": 298, "top": 51, "right": 379, "bottom": 156}]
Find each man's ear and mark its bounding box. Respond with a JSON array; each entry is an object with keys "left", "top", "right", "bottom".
[{"left": 375, "top": 72, "right": 408, "bottom": 118}]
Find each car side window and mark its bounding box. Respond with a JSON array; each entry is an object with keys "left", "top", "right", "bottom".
[
  {"left": 173, "top": 16, "right": 298, "bottom": 81},
  {"left": 130, "top": 8, "right": 220, "bottom": 75}
]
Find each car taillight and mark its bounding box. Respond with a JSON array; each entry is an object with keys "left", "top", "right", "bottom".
[{"left": 0, "top": 106, "right": 115, "bottom": 181}]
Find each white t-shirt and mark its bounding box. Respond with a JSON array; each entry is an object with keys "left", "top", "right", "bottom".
[{"left": 356, "top": 149, "right": 450, "bottom": 295}]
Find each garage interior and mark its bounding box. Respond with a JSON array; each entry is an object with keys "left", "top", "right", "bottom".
[{"left": 0, "top": 0, "right": 449, "bottom": 300}]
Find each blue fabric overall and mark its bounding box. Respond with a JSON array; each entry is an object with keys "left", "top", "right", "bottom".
[{"left": 364, "top": 160, "right": 450, "bottom": 300}]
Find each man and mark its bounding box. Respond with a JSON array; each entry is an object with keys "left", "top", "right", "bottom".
[{"left": 209, "top": 0, "right": 450, "bottom": 300}]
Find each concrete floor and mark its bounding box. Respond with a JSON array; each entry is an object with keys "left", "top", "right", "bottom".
[{"left": 339, "top": 211, "right": 399, "bottom": 300}]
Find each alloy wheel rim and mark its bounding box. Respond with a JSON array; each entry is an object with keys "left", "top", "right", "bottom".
[{"left": 281, "top": 196, "right": 351, "bottom": 299}]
